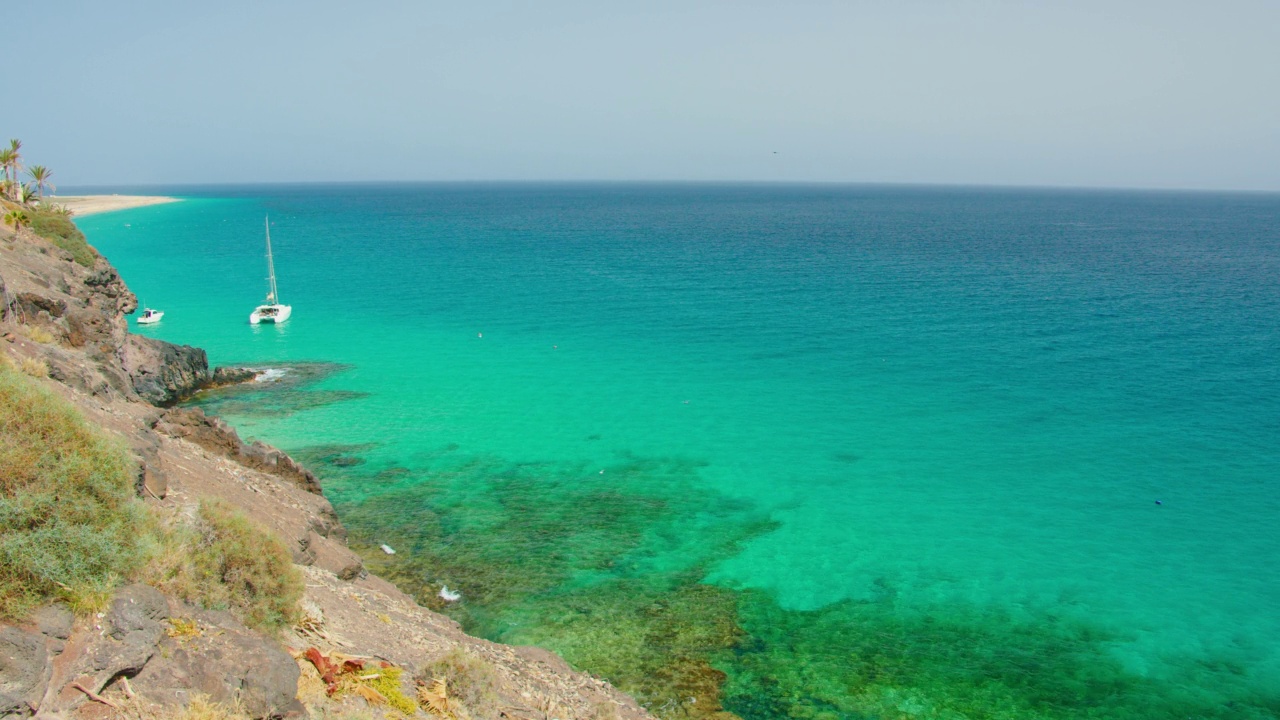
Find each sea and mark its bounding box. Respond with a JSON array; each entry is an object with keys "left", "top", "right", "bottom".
[{"left": 75, "top": 183, "right": 1280, "bottom": 719}]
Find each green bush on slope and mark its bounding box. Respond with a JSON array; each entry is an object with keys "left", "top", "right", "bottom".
[
  {"left": 28, "top": 205, "right": 97, "bottom": 267},
  {"left": 0, "top": 357, "right": 154, "bottom": 618},
  {"left": 150, "top": 498, "right": 303, "bottom": 631},
  {"left": 1, "top": 356, "right": 303, "bottom": 630}
]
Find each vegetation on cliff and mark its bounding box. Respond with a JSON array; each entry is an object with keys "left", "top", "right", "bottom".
[
  {"left": 28, "top": 204, "right": 97, "bottom": 266},
  {"left": 1, "top": 136, "right": 95, "bottom": 266},
  {"left": 0, "top": 353, "right": 154, "bottom": 618},
  {"left": 0, "top": 355, "right": 302, "bottom": 630},
  {"left": 149, "top": 498, "right": 303, "bottom": 630}
]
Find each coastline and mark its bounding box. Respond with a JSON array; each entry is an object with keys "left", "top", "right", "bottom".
[
  {"left": 49, "top": 194, "right": 180, "bottom": 216},
  {"left": 0, "top": 206, "right": 653, "bottom": 718},
  {"left": 43, "top": 186, "right": 1280, "bottom": 719}
]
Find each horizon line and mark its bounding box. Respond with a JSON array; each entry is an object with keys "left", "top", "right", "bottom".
[{"left": 56, "top": 178, "right": 1280, "bottom": 197}]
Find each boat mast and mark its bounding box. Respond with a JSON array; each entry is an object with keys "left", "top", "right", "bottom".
[{"left": 264, "top": 215, "right": 280, "bottom": 304}]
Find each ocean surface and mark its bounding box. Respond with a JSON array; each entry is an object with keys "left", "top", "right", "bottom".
[{"left": 78, "top": 184, "right": 1280, "bottom": 719}]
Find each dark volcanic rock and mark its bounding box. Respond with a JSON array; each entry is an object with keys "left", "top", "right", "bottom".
[
  {"left": 32, "top": 606, "right": 73, "bottom": 641},
  {"left": 0, "top": 625, "right": 49, "bottom": 717},
  {"left": 118, "top": 334, "right": 212, "bottom": 405},
  {"left": 80, "top": 260, "right": 137, "bottom": 315},
  {"left": 51, "top": 585, "right": 169, "bottom": 712},
  {"left": 104, "top": 584, "right": 169, "bottom": 643},
  {"left": 155, "top": 407, "right": 324, "bottom": 494},
  {"left": 210, "top": 366, "right": 259, "bottom": 387},
  {"left": 131, "top": 609, "right": 303, "bottom": 719}
]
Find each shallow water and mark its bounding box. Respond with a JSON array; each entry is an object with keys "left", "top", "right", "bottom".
[{"left": 80, "top": 184, "right": 1280, "bottom": 718}]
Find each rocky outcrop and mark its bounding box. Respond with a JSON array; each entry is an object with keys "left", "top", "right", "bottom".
[
  {"left": 118, "top": 334, "right": 213, "bottom": 406},
  {"left": 155, "top": 407, "right": 324, "bottom": 495},
  {"left": 129, "top": 607, "right": 304, "bottom": 718},
  {"left": 47, "top": 585, "right": 170, "bottom": 712},
  {"left": 210, "top": 366, "right": 259, "bottom": 387},
  {"left": 5, "top": 586, "right": 303, "bottom": 719}
]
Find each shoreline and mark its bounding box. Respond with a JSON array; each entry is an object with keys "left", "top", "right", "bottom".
[
  {"left": 0, "top": 210, "right": 655, "bottom": 719},
  {"left": 49, "top": 194, "right": 181, "bottom": 216}
]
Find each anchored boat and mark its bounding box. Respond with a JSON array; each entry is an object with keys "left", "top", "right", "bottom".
[
  {"left": 249, "top": 216, "right": 292, "bottom": 324},
  {"left": 137, "top": 308, "right": 164, "bottom": 324}
]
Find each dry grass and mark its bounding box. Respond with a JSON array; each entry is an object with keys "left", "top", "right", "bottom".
[
  {"left": 19, "top": 356, "right": 48, "bottom": 377},
  {"left": 418, "top": 647, "right": 500, "bottom": 719},
  {"left": 172, "top": 695, "right": 246, "bottom": 720},
  {"left": 21, "top": 325, "right": 56, "bottom": 344},
  {"left": 147, "top": 498, "right": 303, "bottom": 631},
  {"left": 0, "top": 361, "right": 154, "bottom": 619},
  {"left": 111, "top": 694, "right": 249, "bottom": 720}
]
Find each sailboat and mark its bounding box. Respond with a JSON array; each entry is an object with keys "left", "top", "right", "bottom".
[{"left": 249, "top": 216, "right": 292, "bottom": 324}]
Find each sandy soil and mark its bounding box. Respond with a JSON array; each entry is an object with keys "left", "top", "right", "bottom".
[{"left": 48, "top": 194, "right": 180, "bottom": 216}]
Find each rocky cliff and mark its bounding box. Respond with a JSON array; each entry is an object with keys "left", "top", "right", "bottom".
[{"left": 0, "top": 218, "right": 653, "bottom": 719}]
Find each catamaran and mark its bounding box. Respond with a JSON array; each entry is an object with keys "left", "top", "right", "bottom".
[{"left": 249, "top": 216, "right": 292, "bottom": 324}]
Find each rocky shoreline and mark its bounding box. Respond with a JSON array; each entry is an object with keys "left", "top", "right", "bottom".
[{"left": 0, "top": 211, "right": 653, "bottom": 718}]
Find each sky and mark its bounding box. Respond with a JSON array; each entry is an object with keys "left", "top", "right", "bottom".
[{"left": 8, "top": 1, "right": 1280, "bottom": 190}]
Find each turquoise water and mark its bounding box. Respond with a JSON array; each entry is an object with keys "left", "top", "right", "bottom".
[{"left": 79, "top": 185, "right": 1280, "bottom": 718}]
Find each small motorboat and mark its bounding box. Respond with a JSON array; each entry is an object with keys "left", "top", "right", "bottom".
[{"left": 137, "top": 308, "right": 164, "bottom": 324}]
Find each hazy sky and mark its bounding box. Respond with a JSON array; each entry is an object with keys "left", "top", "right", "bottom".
[{"left": 10, "top": 1, "right": 1280, "bottom": 189}]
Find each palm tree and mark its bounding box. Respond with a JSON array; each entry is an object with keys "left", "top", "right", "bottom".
[
  {"left": 3, "top": 208, "right": 28, "bottom": 230},
  {"left": 0, "top": 148, "right": 13, "bottom": 200},
  {"left": 7, "top": 140, "right": 22, "bottom": 202},
  {"left": 26, "top": 166, "right": 53, "bottom": 200}
]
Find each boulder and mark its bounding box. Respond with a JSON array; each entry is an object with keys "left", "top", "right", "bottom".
[
  {"left": 301, "top": 531, "right": 365, "bottom": 581},
  {"left": 130, "top": 609, "right": 303, "bottom": 719},
  {"left": 117, "top": 335, "right": 212, "bottom": 406},
  {"left": 210, "top": 366, "right": 258, "bottom": 387},
  {"left": 47, "top": 585, "right": 168, "bottom": 713}
]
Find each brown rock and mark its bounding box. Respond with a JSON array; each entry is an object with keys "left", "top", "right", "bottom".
[{"left": 302, "top": 531, "right": 365, "bottom": 581}]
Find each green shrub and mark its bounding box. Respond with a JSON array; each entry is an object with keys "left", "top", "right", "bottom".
[
  {"left": 0, "top": 362, "right": 153, "bottom": 618},
  {"left": 154, "top": 498, "right": 303, "bottom": 631},
  {"left": 28, "top": 205, "right": 96, "bottom": 266}
]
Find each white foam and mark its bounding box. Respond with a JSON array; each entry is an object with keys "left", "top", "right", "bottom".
[
  {"left": 439, "top": 586, "right": 462, "bottom": 602},
  {"left": 254, "top": 368, "right": 289, "bottom": 383}
]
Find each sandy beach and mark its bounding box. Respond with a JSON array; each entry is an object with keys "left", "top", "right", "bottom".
[{"left": 49, "top": 194, "right": 180, "bottom": 216}]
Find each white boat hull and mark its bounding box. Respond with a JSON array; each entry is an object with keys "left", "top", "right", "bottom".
[
  {"left": 250, "top": 304, "right": 292, "bottom": 324},
  {"left": 137, "top": 310, "right": 163, "bottom": 324}
]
